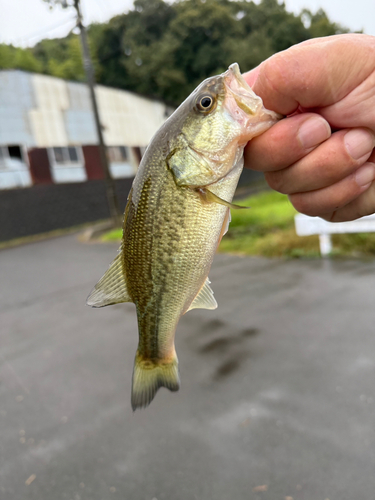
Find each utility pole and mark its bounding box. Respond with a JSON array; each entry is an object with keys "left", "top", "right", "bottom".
[{"left": 72, "top": 0, "right": 121, "bottom": 226}]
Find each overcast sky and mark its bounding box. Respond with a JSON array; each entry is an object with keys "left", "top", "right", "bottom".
[{"left": 0, "top": 0, "right": 374, "bottom": 48}]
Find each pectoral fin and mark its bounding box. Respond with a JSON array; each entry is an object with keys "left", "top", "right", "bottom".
[
  {"left": 186, "top": 278, "right": 218, "bottom": 312},
  {"left": 86, "top": 252, "right": 132, "bottom": 307},
  {"left": 198, "top": 188, "right": 250, "bottom": 209}
]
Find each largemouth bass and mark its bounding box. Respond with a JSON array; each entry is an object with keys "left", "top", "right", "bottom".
[{"left": 87, "top": 63, "right": 279, "bottom": 410}]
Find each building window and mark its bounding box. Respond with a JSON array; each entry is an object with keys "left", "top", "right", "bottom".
[
  {"left": 48, "top": 146, "right": 86, "bottom": 183},
  {"left": 108, "top": 146, "right": 128, "bottom": 163},
  {"left": 52, "top": 146, "right": 81, "bottom": 164},
  {"left": 68, "top": 147, "right": 78, "bottom": 162},
  {"left": 8, "top": 145, "right": 23, "bottom": 161},
  {"left": 0, "top": 145, "right": 26, "bottom": 167},
  {"left": 53, "top": 147, "right": 64, "bottom": 163}
]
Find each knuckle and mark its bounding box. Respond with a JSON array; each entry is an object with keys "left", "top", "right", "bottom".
[
  {"left": 261, "top": 54, "right": 288, "bottom": 94},
  {"left": 289, "top": 193, "right": 322, "bottom": 217},
  {"left": 265, "top": 172, "right": 287, "bottom": 193}
]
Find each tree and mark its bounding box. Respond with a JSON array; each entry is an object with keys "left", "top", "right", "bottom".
[
  {"left": 0, "top": 44, "right": 42, "bottom": 73},
  {"left": 47, "top": 37, "right": 85, "bottom": 80},
  {"left": 0, "top": 44, "right": 15, "bottom": 69},
  {"left": 0, "top": 0, "right": 351, "bottom": 105},
  {"left": 303, "top": 8, "right": 350, "bottom": 38},
  {"left": 91, "top": 0, "right": 349, "bottom": 104}
]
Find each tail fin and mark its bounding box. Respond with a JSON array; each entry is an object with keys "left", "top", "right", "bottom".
[{"left": 131, "top": 352, "right": 180, "bottom": 411}]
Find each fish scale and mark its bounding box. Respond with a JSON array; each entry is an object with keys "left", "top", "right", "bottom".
[
  {"left": 128, "top": 168, "right": 215, "bottom": 355},
  {"left": 87, "top": 63, "right": 280, "bottom": 410}
]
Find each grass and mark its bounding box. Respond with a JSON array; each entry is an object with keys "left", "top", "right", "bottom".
[
  {"left": 101, "top": 227, "right": 124, "bottom": 242},
  {"left": 218, "top": 190, "right": 321, "bottom": 258},
  {"left": 100, "top": 190, "right": 375, "bottom": 259}
]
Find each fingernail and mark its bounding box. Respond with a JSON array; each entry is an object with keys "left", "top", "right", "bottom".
[
  {"left": 298, "top": 116, "right": 331, "bottom": 149},
  {"left": 345, "top": 129, "right": 375, "bottom": 160},
  {"left": 355, "top": 162, "right": 375, "bottom": 187}
]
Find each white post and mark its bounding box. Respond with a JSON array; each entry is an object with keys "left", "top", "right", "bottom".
[{"left": 319, "top": 233, "right": 332, "bottom": 256}]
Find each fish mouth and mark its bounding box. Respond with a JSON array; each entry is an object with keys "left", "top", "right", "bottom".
[
  {"left": 225, "top": 63, "right": 260, "bottom": 115},
  {"left": 223, "top": 62, "right": 281, "bottom": 131}
]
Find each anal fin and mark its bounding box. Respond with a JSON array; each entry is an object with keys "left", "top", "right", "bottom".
[
  {"left": 186, "top": 277, "right": 218, "bottom": 313},
  {"left": 86, "top": 252, "right": 132, "bottom": 308}
]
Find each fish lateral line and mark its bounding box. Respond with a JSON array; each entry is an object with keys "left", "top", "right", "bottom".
[{"left": 195, "top": 187, "right": 250, "bottom": 209}]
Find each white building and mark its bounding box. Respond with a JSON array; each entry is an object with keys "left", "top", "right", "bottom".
[{"left": 0, "top": 70, "right": 170, "bottom": 189}]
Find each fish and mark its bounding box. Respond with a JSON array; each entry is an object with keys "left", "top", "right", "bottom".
[{"left": 87, "top": 63, "right": 280, "bottom": 410}]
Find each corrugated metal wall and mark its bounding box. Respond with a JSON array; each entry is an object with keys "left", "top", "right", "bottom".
[
  {"left": 96, "top": 86, "right": 166, "bottom": 146},
  {"left": 0, "top": 71, "right": 35, "bottom": 146},
  {"left": 65, "top": 110, "right": 96, "bottom": 145},
  {"left": 0, "top": 70, "right": 169, "bottom": 149},
  {"left": 29, "top": 108, "right": 69, "bottom": 147},
  {"left": 0, "top": 70, "right": 170, "bottom": 188}
]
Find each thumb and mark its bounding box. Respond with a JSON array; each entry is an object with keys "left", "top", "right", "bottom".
[
  {"left": 243, "top": 34, "right": 375, "bottom": 115},
  {"left": 243, "top": 65, "right": 260, "bottom": 88}
]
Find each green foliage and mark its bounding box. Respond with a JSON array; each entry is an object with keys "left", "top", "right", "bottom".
[
  {"left": 218, "top": 190, "right": 304, "bottom": 257},
  {"left": 224, "top": 31, "right": 274, "bottom": 75},
  {"left": 91, "top": 0, "right": 349, "bottom": 104},
  {"left": 1, "top": 0, "right": 350, "bottom": 103},
  {"left": 332, "top": 233, "right": 375, "bottom": 255},
  {"left": 32, "top": 32, "right": 100, "bottom": 81},
  {"left": 0, "top": 44, "right": 16, "bottom": 69},
  {"left": 14, "top": 50, "right": 43, "bottom": 72},
  {"left": 302, "top": 8, "right": 350, "bottom": 38},
  {"left": 0, "top": 44, "right": 42, "bottom": 73},
  {"left": 47, "top": 37, "right": 85, "bottom": 80}
]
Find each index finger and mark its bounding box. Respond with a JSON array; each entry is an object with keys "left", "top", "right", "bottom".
[{"left": 243, "top": 34, "right": 375, "bottom": 115}]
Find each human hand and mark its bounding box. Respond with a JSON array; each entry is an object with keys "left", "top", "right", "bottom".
[{"left": 243, "top": 34, "right": 375, "bottom": 222}]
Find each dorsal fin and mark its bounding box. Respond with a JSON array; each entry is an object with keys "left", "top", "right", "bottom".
[
  {"left": 86, "top": 252, "right": 132, "bottom": 308},
  {"left": 186, "top": 277, "right": 217, "bottom": 313}
]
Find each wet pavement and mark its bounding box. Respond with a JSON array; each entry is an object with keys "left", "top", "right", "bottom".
[{"left": 1, "top": 234, "right": 375, "bottom": 500}]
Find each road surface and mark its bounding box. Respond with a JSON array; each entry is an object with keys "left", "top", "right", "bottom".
[{"left": 1, "top": 235, "right": 375, "bottom": 499}]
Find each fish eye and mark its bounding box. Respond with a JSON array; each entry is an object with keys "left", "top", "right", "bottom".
[
  {"left": 196, "top": 95, "right": 215, "bottom": 112},
  {"left": 200, "top": 96, "right": 213, "bottom": 108}
]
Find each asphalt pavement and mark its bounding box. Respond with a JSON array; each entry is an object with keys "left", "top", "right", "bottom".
[{"left": 1, "top": 234, "right": 375, "bottom": 500}]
